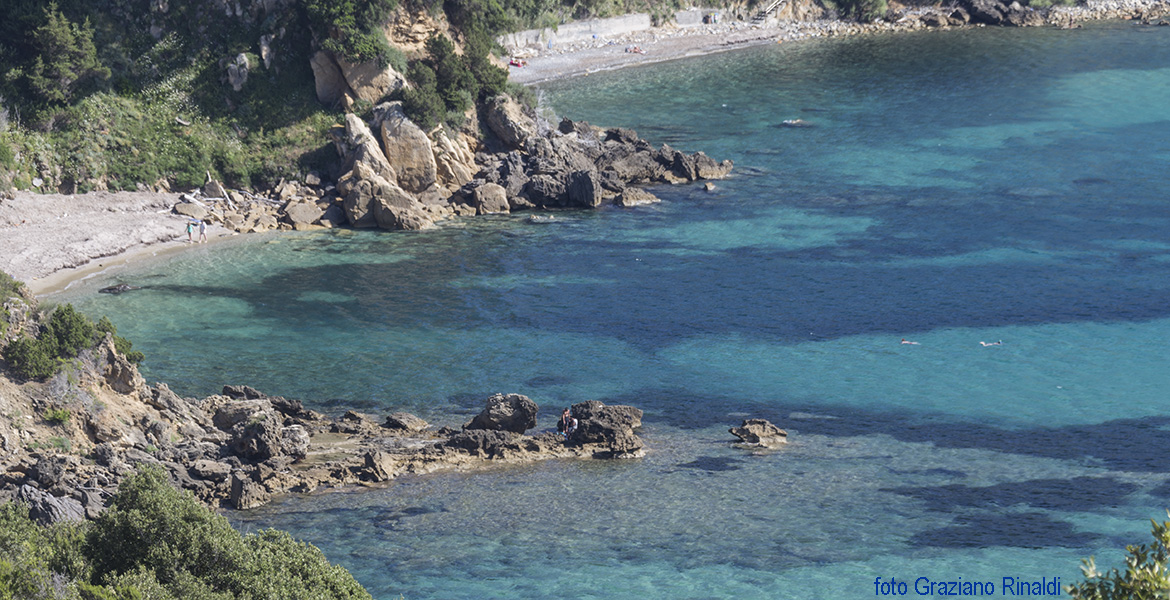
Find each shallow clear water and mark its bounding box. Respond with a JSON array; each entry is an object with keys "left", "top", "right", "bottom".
[{"left": 57, "top": 21, "right": 1170, "bottom": 599}]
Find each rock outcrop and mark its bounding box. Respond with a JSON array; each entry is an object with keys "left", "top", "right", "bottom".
[
  {"left": 729, "top": 419, "right": 788, "bottom": 448},
  {"left": 566, "top": 400, "right": 645, "bottom": 457},
  {"left": 464, "top": 393, "right": 539, "bottom": 434},
  {"left": 0, "top": 330, "right": 648, "bottom": 513}
]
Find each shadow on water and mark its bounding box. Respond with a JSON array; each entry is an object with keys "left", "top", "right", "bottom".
[
  {"left": 625, "top": 387, "right": 1170, "bottom": 474},
  {"left": 909, "top": 512, "right": 1100, "bottom": 549},
  {"left": 884, "top": 476, "right": 1139, "bottom": 513}
]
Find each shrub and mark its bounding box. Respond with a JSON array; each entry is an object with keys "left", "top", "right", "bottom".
[
  {"left": 88, "top": 467, "right": 372, "bottom": 599},
  {"left": 2, "top": 334, "right": 57, "bottom": 380},
  {"left": 44, "top": 407, "right": 71, "bottom": 425},
  {"left": 43, "top": 304, "right": 95, "bottom": 359},
  {"left": 1067, "top": 514, "right": 1170, "bottom": 599}
]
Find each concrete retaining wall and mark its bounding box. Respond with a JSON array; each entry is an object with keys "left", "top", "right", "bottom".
[{"left": 500, "top": 13, "right": 652, "bottom": 49}]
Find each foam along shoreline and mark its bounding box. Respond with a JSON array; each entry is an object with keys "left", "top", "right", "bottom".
[{"left": 506, "top": 0, "right": 1170, "bottom": 85}]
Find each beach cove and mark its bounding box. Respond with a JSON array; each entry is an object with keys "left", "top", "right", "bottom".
[{"left": 7, "top": 5, "right": 1170, "bottom": 599}]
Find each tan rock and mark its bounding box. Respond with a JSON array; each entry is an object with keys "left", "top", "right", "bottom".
[
  {"left": 473, "top": 183, "right": 509, "bottom": 215},
  {"left": 615, "top": 188, "right": 660, "bottom": 207},
  {"left": 310, "top": 50, "right": 349, "bottom": 106},
  {"left": 335, "top": 55, "right": 407, "bottom": 104},
  {"left": 380, "top": 104, "right": 437, "bottom": 193},
  {"left": 485, "top": 95, "right": 537, "bottom": 149}
]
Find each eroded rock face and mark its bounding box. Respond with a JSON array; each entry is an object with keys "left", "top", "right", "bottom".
[
  {"left": 568, "top": 401, "right": 644, "bottom": 457},
  {"left": 729, "top": 419, "right": 788, "bottom": 448},
  {"left": 18, "top": 485, "right": 85, "bottom": 525},
  {"left": 465, "top": 393, "right": 539, "bottom": 434}
]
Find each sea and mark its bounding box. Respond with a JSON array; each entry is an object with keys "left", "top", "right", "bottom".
[{"left": 54, "top": 20, "right": 1170, "bottom": 599}]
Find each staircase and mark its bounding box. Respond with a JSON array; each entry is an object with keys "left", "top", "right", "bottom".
[{"left": 751, "top": 0, "right": 786, "bottom": 23}]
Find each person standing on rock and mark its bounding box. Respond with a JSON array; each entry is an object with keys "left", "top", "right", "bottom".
[
  {"left": 558, "top": 408, "right": 578, "bottom": 439},
  {"left": 198, "top": 219, "right": 207, "bottom": 243}
]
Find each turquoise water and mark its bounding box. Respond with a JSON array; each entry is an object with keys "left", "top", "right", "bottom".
[{"left": 57, "top": 21, "right": 1170, "bottom": 599}]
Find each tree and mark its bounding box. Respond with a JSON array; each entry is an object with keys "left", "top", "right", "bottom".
[
  {"left": 42, "top": 304, "right": 95, "bottom": 359},
  {"left": 24, "top": 2, "right": 109, "bottom": 108},
  {"left": 1067, "top": 514, "right": 1170, "bottom": 599}
]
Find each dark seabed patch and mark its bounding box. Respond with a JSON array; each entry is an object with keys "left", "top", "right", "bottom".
[
  {"left": 884, "top": 476, "right": 1137, "bottom": 513},
  {"left": 908, "top": 512, "right": 1099, "bottom": 549}
]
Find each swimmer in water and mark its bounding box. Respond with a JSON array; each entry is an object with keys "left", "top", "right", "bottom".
[
  {"left": 979, "top": 340, "right": 1003, "bottom": 347},
  {"left": 901, "top": 339, "right": 919, "bottom": 345}
]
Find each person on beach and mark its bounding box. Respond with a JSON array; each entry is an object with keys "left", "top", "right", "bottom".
[
  {"left": 198, "top": 219, "right": 207, "bottom": 243},
  {"left": 185, "top": 220, "right": 195, "bottom": 243}
]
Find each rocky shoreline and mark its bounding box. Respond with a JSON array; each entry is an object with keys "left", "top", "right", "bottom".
[
  {"left": 0, "top": 327, "right": 649, "bottom": 522},
  {"left": 508, "top": 0, "right": 1170, "bottom": 84},
  {"left": 166, "top": 99, "right": 732, "bottom": 237}
]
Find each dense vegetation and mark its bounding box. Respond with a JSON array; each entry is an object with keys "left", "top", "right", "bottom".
[
  {"left": 0, "top": 467, "right": 372, "bottom": 600},
  {"left": 1067, "top": 515, "right": 1170, "bottom": 598},
  {"left": 2, "top": 304, "right": 142, "bottom": 382},
  {"left": 1, "top": 0, "right": 993, "bottom": 193}
]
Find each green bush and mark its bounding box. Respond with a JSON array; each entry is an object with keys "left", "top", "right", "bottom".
[
  {"left": 43, "top": 304, "right": 95, "bottom": 359},
  {"left": 2, "top": 335, "right": 57, "bottom": 381},
  {"left": 88, "top": 467, "right": 372, "bottom": 600},
  {"left": 1067, "top": 514, "right": 1170, "bottom": 599},
  {"left": 0, "top": 467, "right": 373, "bottom": 599},
  {"left": 303, "top": 0, "right": 400, "bottom": 66},
  {"left": 44, "top": 407, "right": 71, "bottom": 425}
]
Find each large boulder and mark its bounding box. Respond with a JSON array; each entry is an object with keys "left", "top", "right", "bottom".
[
  {"left": 566, "top": 170, "right": 602, "bottom": 208},
  {"left": 485, "top": 95, "right": 537, "bottom": 149},
  {"left": 614, "top": 188, "right": 660, "bottom": 207},
  {"left": 173, "top": 201, "right": 208, "bottom": 220},
  {"left": 228, "top": 413, "right": 282, "bottom": 461},
  {"left": 98, "top": 336, "right": 146, "bottom": 396},
  {"left": 473, "top": 182, "right": 510, "bottom": 215},
  {"left": 226, "top": 53, "right": 249, "bottom": 92},
  {"left": 729, "top": 419, "right": 788, "bottom": 448},
  {"left": 213, "top": 399, "right": 274, "bottom": 431},
  {"left": 379, "top": 103, "right": 437, "bottom": 193},
  {"left": 229, "top": 471, "right": 269, "bottom": 510},
  {"left": 373, "top": 186, "right": 435, "bottom": 231},
  {"left": 522, "top": 174, "right": 568, "bottom": 207},
  {"left": 568, "top": 400, "right": 644, "bottom": 456},
  {"left": 283, "top": 200, "right": 325, "bottom": 229},
  {"left": 465, "top": 393, "right": 539, "bottom": 434},
  {"left": 339, "top": 114, "right": 396, "bottom": 184},
  {"left": 336, "top": 55, "right": 408, "bottom": 103},
  {"left": 432, "top": 130, "right": 476, "bottom": 191}
]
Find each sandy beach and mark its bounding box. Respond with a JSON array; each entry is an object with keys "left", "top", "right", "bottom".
[{"left": 0, "top": 190, "right": 233, "bottom": 296}]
